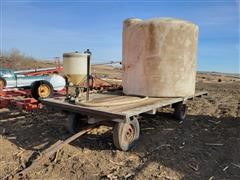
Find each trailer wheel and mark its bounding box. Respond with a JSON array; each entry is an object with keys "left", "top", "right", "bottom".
[
  {"left": 0, "top": 77, "right": 7, "bottom": 89},
  {"left": 113, "top": 117, "right": 140, "bottom": 151},
  {"left": 31, "top": 80, "right": 53, "bottom": 100},
  {"left": 173, "top": 102, "right": 187, "bottom": 121},
  {"left": 66, "top": 113, "right": 88, "bottom": 134}
]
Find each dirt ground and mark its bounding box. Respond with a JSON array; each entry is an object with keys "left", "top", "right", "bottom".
[{"left": 0, "top": 68, "right": 239, "bottom": 180}]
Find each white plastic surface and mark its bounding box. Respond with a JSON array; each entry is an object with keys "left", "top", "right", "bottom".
[
  {"left": 63, "top": 52, "right": 88, "bottom": 85},
  {"left": 122, "top": 18, "right": 199, "bottom": 97}
]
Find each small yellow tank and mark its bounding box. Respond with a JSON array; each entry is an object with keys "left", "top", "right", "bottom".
[{"left": 63, "top": 52, "right": 88, "bottom": 85}]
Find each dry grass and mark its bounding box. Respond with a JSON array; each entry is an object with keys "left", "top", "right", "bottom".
[{"left": 0, "top": 49, "right": 55, "bottom": 70}]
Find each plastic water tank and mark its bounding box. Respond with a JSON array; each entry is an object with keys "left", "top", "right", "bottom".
[
  {"left": 122, "top": 18, "right": 199, "bottom": 97},
  {"left": 63, "top": 52, "right": 88, "bottom": 85}
]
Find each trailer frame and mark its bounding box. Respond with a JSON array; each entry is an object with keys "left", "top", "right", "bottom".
[{"left": 42, "top": 90, "right": 208, "bottom": 151}]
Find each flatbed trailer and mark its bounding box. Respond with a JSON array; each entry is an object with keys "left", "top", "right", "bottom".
[{"left": 42, "top": 91, "right": 208, "bottom": 151}]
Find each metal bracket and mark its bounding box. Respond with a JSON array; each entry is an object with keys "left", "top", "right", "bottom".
[
  {"left": 145, "top": 109, "right": 157, "bottom": 115},
  {"left": 182, "top": 98, "right": 188, "bottom": 104}
]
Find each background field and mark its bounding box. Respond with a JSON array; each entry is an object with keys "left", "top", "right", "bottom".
[{"left": 0, "top": 57, "right": 239, "bottom": 179}]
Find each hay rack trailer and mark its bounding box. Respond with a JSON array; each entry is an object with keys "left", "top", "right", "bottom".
[{"left": 42, "top": 90, "right": 208, "bottom": 151}]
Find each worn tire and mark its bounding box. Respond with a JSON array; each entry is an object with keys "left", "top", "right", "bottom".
[
  {"left": 31, "top": 80, "right": 53, "bottom": 100},
  {"left": 113, "top": 117, "right": 140, "bottom": 151},
  {"left": 66, "top": 113, "right": 88, "bottom": 134},
  {"left": 173, "top": 102, "right": 187, "bottom": 121},
  {"left": 0, "top": 77, "right": 7, "bottom": 89}
]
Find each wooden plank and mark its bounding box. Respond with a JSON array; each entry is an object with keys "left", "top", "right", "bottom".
[
  {"left": 122, "top": 97, "right": 183, "bottom": 117},
  {"left": 43, "top": 98, "right": 126, "bottom": 119},
  {"left": 120, "top": 91, "right": 208, "bottom": 116},
  {"left": 42, "top": 91, "right": 208, "bottom": 119},
  {"left": 90, "top": 95, "right": 137, "bottom": 104},
  {"left": 94, "top": 96, "right": 151, "bottom": 112},
  {"left": 109, "top": 98, "right": 161, "bottom": 112},
  {"left": 88, "top": 94, "right": 124, "bottom": 103}
]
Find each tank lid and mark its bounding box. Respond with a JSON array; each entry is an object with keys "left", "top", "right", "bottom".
[
  {"left": 124, "top": 17, "right": 198, "bottom": 27},
  {"left": 124, "top": 18, "right": 142, "bottom": 27},
  {"left": 143, "top": 17, "right": 198, "bottom": 27},
  {"left": 124, "top": 18, "right": 142, "bottom": 23},
  {"left": 63, "top": 52, "right": 88, "bottom": 58}
]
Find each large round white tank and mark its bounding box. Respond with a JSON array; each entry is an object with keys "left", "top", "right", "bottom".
[
  {"left": 122, "top": 18, "right": 199, "bottom": 97},
  {"left": 63, "top": 52, "right": 88, "bottom": 85}
]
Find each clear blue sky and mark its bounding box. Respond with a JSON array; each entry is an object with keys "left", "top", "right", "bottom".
[{"left": 1, "top": 0, "right": 239, "bottom": 73}]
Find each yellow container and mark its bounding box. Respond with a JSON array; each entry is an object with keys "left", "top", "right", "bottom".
[{"left": 63, "top": 52, "right": 88, "bottom": 85}]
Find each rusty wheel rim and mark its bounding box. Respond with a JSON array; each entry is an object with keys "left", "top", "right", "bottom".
[
  {"left": 38, "top": 84, "right": 51, "bottom": 98},
  {"left": 0, "top": 80, "right": 5, "bottom": 89},
  {"left": 124, "top": 124, "right": 135, "bottom": 143}
]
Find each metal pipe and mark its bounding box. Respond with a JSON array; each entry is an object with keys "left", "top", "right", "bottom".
[
  {"left": 84, "top": 49, "right": 92, "bottom": 102},
  {"left": 86, "top": 55, "right": 90, "bottom": 101},
  {"left": 92, "top": 61, "right": 121, "bottom": 65}
]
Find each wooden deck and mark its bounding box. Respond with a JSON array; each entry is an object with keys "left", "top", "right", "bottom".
[{"left": 42, "top": 91, "right": 208, "bottom": 119}]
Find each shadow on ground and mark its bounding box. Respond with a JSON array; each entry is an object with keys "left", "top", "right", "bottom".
[{"left": 0, "top": 109, "right": 240, "bottom": 179}]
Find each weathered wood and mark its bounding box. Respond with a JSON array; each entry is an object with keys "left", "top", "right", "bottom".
[
  {"left": 42, "top": 91, "right": 208, "bottom": 119},
  {"left": 0, "top": 115, "right": 26, "bottom": 122}
]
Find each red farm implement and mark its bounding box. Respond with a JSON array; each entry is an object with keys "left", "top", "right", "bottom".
[
  {"left": 0, "top": 88, "right": 66, "bottom": 111},
  {"left": 0, "top": 89, "right": 38, "bottom": 111}
]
